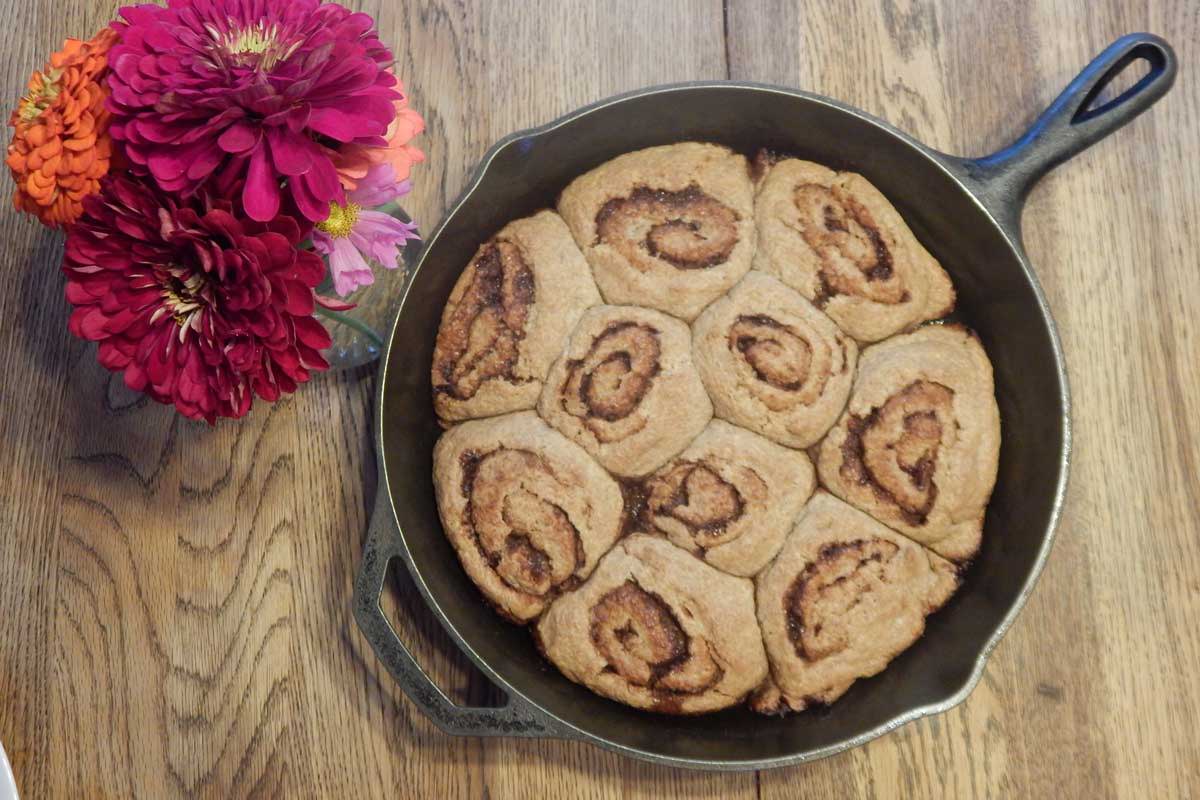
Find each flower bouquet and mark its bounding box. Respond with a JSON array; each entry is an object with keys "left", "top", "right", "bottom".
[{"left": 6, "top": 0, "right": 424, "bottom": 422}]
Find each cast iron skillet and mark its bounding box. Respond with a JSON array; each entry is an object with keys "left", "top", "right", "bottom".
[{"left": 353, "top": 34, "right": 1176, "bottom": 770}]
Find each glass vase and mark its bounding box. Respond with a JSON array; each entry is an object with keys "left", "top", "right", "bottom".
[{"left": 315, "top": 205, "right": 420, "bottom": 370}]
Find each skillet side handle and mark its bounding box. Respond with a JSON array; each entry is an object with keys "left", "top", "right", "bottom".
[
  {"left": 353, "top": 489, "right": 572, "bottom": 739},
  {"left": 962, "top": 33, "right": 1177, "bottom": 219}
]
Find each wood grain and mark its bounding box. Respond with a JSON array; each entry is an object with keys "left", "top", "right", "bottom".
[{"left": 0, "top": 1, "right": 1197, "bottom": 797}]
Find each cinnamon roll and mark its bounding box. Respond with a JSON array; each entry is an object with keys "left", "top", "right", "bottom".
[
  {"left": 558, "top": 143, "right": 755, "bottom": 322},
  {"left": 692, "top": 271, "right": 858, "bottom": 448},
  {"left": 644, "top": 420, "right": 815, "bottom": 576},
  {"left": 817, "top": 325, "right": 1000, "bottom": 562},
  {"left": 536, "top": 534, "right": 768, "bottom": 713},
  {"left": 752, "top": 492, "right": 959, "bottom": 713},
  {"left": 432, "top": 211, "right": 601, "bottom": 423},
  {"left": 432, "top": 411, "right": 624, "bottom": 622},
  {"left": 538, "top": 305, "right": 712, "bottom": 477},
  {"left": 753, "top": 157, "right": 954, "bottom": 342}
]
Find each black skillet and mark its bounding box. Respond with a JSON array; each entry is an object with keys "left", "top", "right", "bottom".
[{"left": 352, "top": 33, "right": 1177, "bottom": 769}]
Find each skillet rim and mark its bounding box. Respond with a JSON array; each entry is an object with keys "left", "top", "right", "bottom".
[{"left": 372, "top": 79, "right": 1072, "bottom": 770}]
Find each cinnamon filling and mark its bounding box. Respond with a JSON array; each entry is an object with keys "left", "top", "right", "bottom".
[
  {"left": 728, "top": 314, "right": 835, "bottom": 408},
  {"left": 784, "top": 538, "right": 901, "bottom": 661},
  {"left": 561, "top": 321, "right": 661, "bottom": 443},
  {"left": 751, "top": 149, "right": 784, "bottom": 182},
  {"left": 647, "top": 461, "right": 747, "bottom": 548},
  {"left": 595, "top": 184, "right": 740, "bottom": 271},
  {"left": 618, "top": 478, "right": 651, "bottom": 539},
  {"left": 590, "top": 581, "right": 722, "bottom": 693},
  {"left": 793, "top": 183, "right": 910, "bottom": 306},
  {"left": 459, "top": 448, "right": 584, "bottom": 597},
  {"left": 433, "top": 240, "right": 535, "bottom": 400},
  {"left": 730, "top": 314, "right": 814, "bottom": 391},
  {"left": 839, "top": 380, "right": 955, "bottom": 525}
]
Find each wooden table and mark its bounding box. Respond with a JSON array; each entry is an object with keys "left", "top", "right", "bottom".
[{"left": 2, "top": 1, "right": 1197, "bottom": 797}]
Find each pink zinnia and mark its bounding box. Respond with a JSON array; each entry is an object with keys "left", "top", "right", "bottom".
[
  {"left": 313, "top": 163, "right": 419, "bottom": 296},
  {"left": 106, "top": 0, "right": 401, "bottom": 223},
  {"left": 62, "top": 173, "right": 331, "bottom": 423}
]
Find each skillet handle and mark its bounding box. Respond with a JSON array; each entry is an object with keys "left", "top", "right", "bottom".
[
  {"left": 353, "top": 489, "right": 572, "bottom": 739},
  {"left": 961, "top": 32, "right": 1177, "bottom": 218}
]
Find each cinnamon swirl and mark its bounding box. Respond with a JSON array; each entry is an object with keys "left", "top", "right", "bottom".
[
  {"left": 536, "top": 534, "right": 768, "bottom": 713},
  {"left": 558, "top": 143, "right": 755, "bottom": 321},
  {"left": 817, "top": 325, "right": 1001, "bottom": 562},
  {"left": 692, "top": 271, "right": 857, "bottom": 448},
  {"left": 432, "top": 411, "right": 624, "bottom": 622},
  {"left": 538, "top": 305, "right": 712, "bottom": 477},
  {"left": 644, "top": 420, "right": 815, "bottom": 576},
  {"left": 432, "top": 211, "right": 601, "bottom": 423},
  {"left": 752, "top": 492, "right": 959, "bottom": 713},
  {"left": 753, "top": 158, "right": 954, "bottom": 342}
]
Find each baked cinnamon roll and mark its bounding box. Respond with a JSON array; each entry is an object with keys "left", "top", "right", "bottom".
[
  {"left": 752, "top": 492, "right": 959, "bottom": 713},
  {"left": 558, "top": 143, "right": 755, "bottom": 321},
  {"left": 817, "top": 325, "right": 1000, "bottom": 562},
  {"left": 754, "top": 157, "right": 954, "bottom": 342},
  {"left": 536, "top": 534, "right": 768, "bottom": 713},
  {"left": 432, "top": 411, "right": 624, "bottom": 622},
  {"left": 538, "top": 305, "right": 712, "bottom": 477},
  {"left": 692, "top": 271, "right": 857, "bottom": 448},
  {"left": 644, "top": 420, "right": 815, "bottom": 576},
  {"left": 432, "top": 211, "right": 601, "bottom": 423}
]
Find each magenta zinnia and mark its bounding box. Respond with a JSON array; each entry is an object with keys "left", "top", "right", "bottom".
[
  {"left": 63, "top": 173, "right": 331, "bottom": 423},
  {"left": 106, "top": 0, "right": 401, "bottom": 224}
]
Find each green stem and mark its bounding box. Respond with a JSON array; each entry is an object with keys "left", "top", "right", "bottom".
[{"left": 314, "top": 306, "right": 385, "bottom": 349}]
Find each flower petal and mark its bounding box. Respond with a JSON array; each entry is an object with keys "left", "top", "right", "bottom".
[
  {"left": 243, "top": 146, "right": 281, "bottom": 222},
  {"left": 291, "top": 171, "right": 330, "bottom": 223},
  {"left": 347, "top": 163, "right": 401, "bottom": 206},
  {"left": 146, "top": 148, "right": 189, "bottom": 182},
  {"left": 267, "top": 128, "right": 315, "bottom": 176},
  {"left": 218, "top": 120, "right": 260, "bottom": 155},
  {"left": 315, "top": 294, "right": 357, "bottom": 311},
  {"left": 328, "top": 237, "right": 374, "bottom": 296}
]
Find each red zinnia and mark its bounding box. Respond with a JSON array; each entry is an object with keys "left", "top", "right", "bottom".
[
  {"left": 63, "top": 173, "right": 331, "bottom": 423},
  {"left": 106, "top": 0, "right": 401, "bottom": 223}
]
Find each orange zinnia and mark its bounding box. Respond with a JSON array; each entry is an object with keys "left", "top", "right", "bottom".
[{"left": 6, "top": 28, "right": 118, "bottom": 227}]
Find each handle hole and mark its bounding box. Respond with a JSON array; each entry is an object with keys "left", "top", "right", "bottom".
[
  {"left": 1074, "top": 45, "right": 1165, "bottom": 123},
  {"left": 380, "top": 556, "right": 507, "bottom": 708}
]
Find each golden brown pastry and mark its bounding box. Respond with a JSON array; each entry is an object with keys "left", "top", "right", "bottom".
[
  {"left": 558, "top": 143, "right": 755, "bottom": 321},
  {"left": 752, "top": 492, "right": 959, "bottom": 713},
  {"left": 536, "top": 534, "right": 768, "bottom": 713},
  {"left": 644, "top": 420, "right": 814, "bottom": 576},
  {"left": 425, "top": 143, "right": 1005, "bottom": 719},
  {"left": 432, "top": 411, "right": 623, "bottom": 622},
  {"left": 692, "top": 271, "right": 857, "bottom": 448},
  {"left": 432, "top": 210, "right": 601, "bottom": 423},
  {"left": 538, "top": 304, "right": 712, "bottom": 477},
  {"left": 817, "top": 325, "right": 1000, "bottom": 562},
  {"left": 753, "top": 157, "right": 954, "bottom": 342}
]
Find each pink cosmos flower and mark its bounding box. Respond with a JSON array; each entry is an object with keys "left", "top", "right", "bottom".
[
  {"left": 312, "top": 164, "right": 419, "bottom": 296},
  {"left": 106, "top": 0, "right": 401, "bottom": 223}
]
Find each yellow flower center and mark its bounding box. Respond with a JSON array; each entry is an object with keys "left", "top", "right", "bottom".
[
  {"left": 317, "top": 202, "right": 360, "bottom": 239},
  {"left": 17, "top": 72, "right": 62, "bottom": 122},
  {"left": 161, "top": 269, "right": 210, "bottom": 337},
  {"left": 230, "top": 25, "right": 276, "bottom": 55},
  {"left": 215, "top": 22, "right": 300, "bottom": 71}
]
